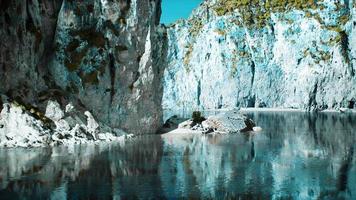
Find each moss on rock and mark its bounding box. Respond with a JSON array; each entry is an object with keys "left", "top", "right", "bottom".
[{"left": 213, "top": 0, "right": 325, "bottom": 28}]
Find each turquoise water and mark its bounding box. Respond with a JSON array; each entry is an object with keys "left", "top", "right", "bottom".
[
  {"left": 0, "top": 112, "right": 355, "bottom": 199},
  {"left": 161, "top": 0, "right": 203, "bottom": 24}
]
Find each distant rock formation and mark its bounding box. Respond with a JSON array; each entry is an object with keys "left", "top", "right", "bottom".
[
  {"left": 163, "top": 0, "right": 356, "bottom": 117},
  {"left": 177, "top": 110, "right": 256, "bottom": 134}
]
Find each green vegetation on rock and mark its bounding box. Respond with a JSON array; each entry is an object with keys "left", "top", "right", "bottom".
[
  {"left": 213, "top": 0, "right": 325, "bottom": 27},
  {"left": 183, "top": 18, "right": 204, "bottom": 70}
]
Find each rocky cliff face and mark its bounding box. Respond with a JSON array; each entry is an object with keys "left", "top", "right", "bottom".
[
  {"left": 51, "top": 0, "right": 167, "bottom": 134},
  {"left": 163, "top": 0, "right": 356, "bottom": 117},
  {"left": 0, "top": 0, "right": 167, "bottom": 136}
]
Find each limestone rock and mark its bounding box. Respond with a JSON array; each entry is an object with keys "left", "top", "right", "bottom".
[
  {"left": 0, "top": 0, "right": 166, "bottom": 136},
  {"left": 178, "top": 110, "right": 256, "bottom": 134},
  {"left": 163, "top": 0, "right": 356, "bottom": 116},
  {"left": 45, "top": 100, "right": 65, "bottom": 121},
  {"left": 0, "top": 103, "right": 52, "bottom": 148},
  {"left": 0, "top": 99, "right": 131, "bottom": 147},
  {"left": 201, "top": 110, "right": 249, "bottom": 134},
  {"left": 178, "top": 120, "right": 195, "bottom": 129}
]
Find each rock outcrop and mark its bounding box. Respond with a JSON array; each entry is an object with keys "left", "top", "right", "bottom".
[
  {"left": 0, "top": 96, "right": 131, "bottom": 147},
  {"left": 178, "top": 110, "right": 256, "bottom": 134},
  {"left": 0, "top": 0, "right": 167, "bottom": 139},
  {"left": 163, "top": 0, "right": 356, "bottom": 116},
  {"left": 51, "top": 0, "right": 167, "bottom": 134}
]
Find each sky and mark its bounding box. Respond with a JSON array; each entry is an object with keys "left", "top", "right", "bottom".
[{"left": 161, "top": 0, "right": 203, "bottom": 24}]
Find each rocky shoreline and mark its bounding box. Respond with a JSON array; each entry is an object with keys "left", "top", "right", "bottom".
[
  {"left": 0, "top": 95, "right": 132, "bottom": 148},
  {"left": 2, "top": 93, "right": 356, "bottom": 148}
]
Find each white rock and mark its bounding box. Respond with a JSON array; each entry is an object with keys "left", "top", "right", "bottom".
[
  {"left": 55, "top": 119, "right": 71, "bottom": 132},
  {"left": 202, "top": 110, "right": 247, "bottom": 134},
  {"left": 45, "top": 100, "right": 64, "bottom": 121},
  {"left": 178, "top": 120, "right": 194, "bottom": 129},
  {"left": 65, "top": 103, "right": 75, "bottom": 113},
  {"left": 253, "top": 127, "right": 263, "bottom": 132},
  {"left": 0, "top": 98, "right": 130, "bottom": 147},
  {"left": 97, "top": 133, "right": 109, "bottom": 141},
  {"left": 84, "top": 111, "right": 99, "bottom": 139},
  {"left": 163, "top": 0, "right": 356, "bottom": 117},
  {"left": 177, "top": 110, "right": 252, "bottom": 134},
  {"left": 0, "top": 103, "right": 51, "bottom": 148}
]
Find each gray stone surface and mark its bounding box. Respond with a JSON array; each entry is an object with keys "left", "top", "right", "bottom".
[
  {"left": 163, "top": 0, "right": 356, "bottom": 117},
  {"left": 0, "top": 0, "right": 167, "bottom": 136},
  {"left": 0, "top": 99, "right": 131, "bottom": 147},
  {"left": 178, "top": 110, "right": 252, "bottom": 134}
]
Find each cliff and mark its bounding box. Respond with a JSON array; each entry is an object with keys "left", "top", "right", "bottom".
[
  {"left": 163, "top": 0, "right": 356, "bottom": 117},
  {"left": 1, "top": 0, "right": 356, "bottom": 146},
  {"left": 0, "top": 0, "right": 167, "bottom": 141}
]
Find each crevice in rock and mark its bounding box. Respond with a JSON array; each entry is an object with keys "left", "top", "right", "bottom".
[
  {"left": 109, "top": 53, "right": 116, "bottom": 104},
  {"left": 270, "top": 24, "right": 275, "bottom": 35},
  {"left": 197, "top": 80, "right": 201, "bottom": 106},
  {"left": 4, "top": 13, "right": 11, "bottom": 25},
  {"left": 129, "top": 71, "right": 140, "bottom": 92},
  {"left": 154, "top": 0, "right": 162, "bottom": 25},
  {"left": 217, "top": 95, "right": 223, "bottom": 109},
  {"left": 250, "top": 61, "right": 255, "bottom": 87},
  {"left": 297, "top": 58, "right": 302, "bottom": 65},
  {"left": 308, "top": 82, "right": 318, "bottom": 111},
  {"left": 339, "top": 31, "right": 354, "bottom": 76},
  {"left": 0, "top": 0, "right": 11, "bottom": 12},
  {"left": 118, "top": 0, "right": 131, "bottom": 22},
  {"left": 246, "top": 95, "right": 256, "bottom": 108},
  {"left": 0, "top": 97, "right": 3, "bottom": 112},
  {"left": 25, "top": 1, "right": 35, "bottom": 33},
  {"left": 348, "top": 98, "right": 355, "bottom": 109}
]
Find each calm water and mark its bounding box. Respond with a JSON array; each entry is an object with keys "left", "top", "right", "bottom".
[{"left": 0, "top": 112, "right": 355, "bottom": 200}]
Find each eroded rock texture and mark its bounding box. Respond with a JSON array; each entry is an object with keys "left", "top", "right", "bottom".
[
  {"left": 0, "top": 0, "right": 167, "bottom": 136},
  {"left": 163, "top": 0, "right": 356, "bottom": 116}
]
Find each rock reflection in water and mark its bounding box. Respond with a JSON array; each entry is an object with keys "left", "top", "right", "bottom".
[{"left": 0, "top": 112, "right": 355, "bottom": 199}]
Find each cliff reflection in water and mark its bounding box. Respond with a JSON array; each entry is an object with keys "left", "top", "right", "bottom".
[{"left": 0, "top": 112, "right": 355, "bottom": 199}]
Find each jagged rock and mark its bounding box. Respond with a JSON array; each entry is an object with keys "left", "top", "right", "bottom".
[
  {"left": 178, "top": 120, "right": 195, "bottom": 129},
  {"left": 45, "top": 100, "right": 65, "bottom": 121},
  {"left": 0, "top": 0, "right": 166, "bottom": 136},
  {"left": 177, "top": 110, "right": 256, "bottom": 134},
  {"left": 55, "top": 119, "right": 71, "bottom": 132},
  {"left": 50, "top": 0, "right": 167, "bottom": 135},
  {"left": 84, "top": 111, "right": 99, "bottom": 140},
  {"left": 65, "top": 103, "right": 75, "bottom": 113},
  {"left": 0, "top": 103, "right": 52, "bottom": 148},
  {"left": 201, "top": 110, "right": 249, "bottom": 134},
  {"left": 0, "top": 98, "right": 131, "bottom": 147}
]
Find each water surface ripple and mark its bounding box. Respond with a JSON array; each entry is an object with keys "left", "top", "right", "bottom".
[{"left": 0, "top": 112, "right": 355, "bottom": 199}]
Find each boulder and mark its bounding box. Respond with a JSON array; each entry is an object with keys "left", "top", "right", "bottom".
[
  {"left": 0, "top": 98, "right": 131, "bottom": 147},
  {"left": 178, "top": 120, "right": 195, "bottom": 129},
  {"left": 202, "top": 110, "right": 248, "bottom": 134},
  {"left": 45, "top": 100, "right": 65, "bottom": 121},
  {"left": 177, "top": 110, "right": 257, "bottom": 134}
]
